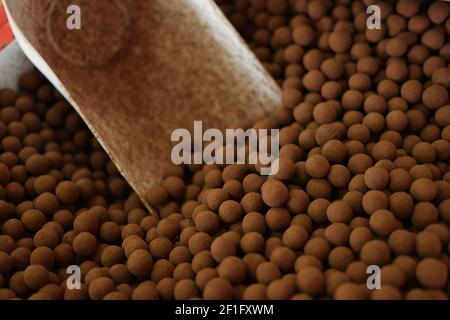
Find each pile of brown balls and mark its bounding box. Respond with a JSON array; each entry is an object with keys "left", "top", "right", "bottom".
[{"left": 1, "top": 0, "right": 450, "bottom": 300}]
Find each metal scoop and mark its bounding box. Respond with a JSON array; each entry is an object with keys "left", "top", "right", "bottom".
[{"left": 3, "top": 0, "right": 281, "bottom": 209}]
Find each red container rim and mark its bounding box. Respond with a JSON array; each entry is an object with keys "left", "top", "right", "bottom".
[{"left": 0, "top": 3, "right": 14, "bottom": 49}]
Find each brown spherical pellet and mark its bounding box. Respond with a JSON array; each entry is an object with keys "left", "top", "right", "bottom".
[
  {"left": 188, "top": 232, "right": 212, "bottom": 257},
  {"left": 286, "top": 189, "right": 309, "bottom": 214},
  {"left": 25, "top": 154, "right": 50, "bottom": 176},
  {"left": 261, "top": 180, "right": 288, "bottom": 207},
  {"left": 173, "top": 262, "right": 194, "bottom": 280},
  {"left": 127, "top": 249, "right": 153, "bottom": 277},
  {"left": 371, "top": 285, "right": 403, "bottom": 300},
  {"left": 362, "top": 190, "right": 388, "bottom": 215},
  {"left": 206, "top": 188, "right": 229, "bottom": 212},
  {"left": 217, "top": 256, "right": 246, "bottom": 284},
  {"left": 415, "top": 258, "right": 448, "bottom": 289},
  {"left": 371, "top": 142, "right": 395, "bottom": 163},
  {"left": 267, "top": 277, "right": 296, "bottom": 300},
  {"left": 364, "top": 167, "right": 389, "bottom": 190},
  {"left": 33, "top": 175, "right": 57, "bottom": 194},
  {"left": 275, "top": 157, "right": 296, "bottom": 180},
  {"left": 203, "top": 277, "right": 233, "bottom": 300},
  {"left": 72, "top": 232, "right": 97, "bottom": 257},
  {"left": 20, "top": 209, "right": 45, "bottom": 232},
  {"left": 99, "top": 221, "right": 121, "bottom": 243},
  {"left": 410, "top": 178, "right": 437, "bottom": 201},
  {"left": 256, "top": 261, "right": 281, "bottom": 285},
  {"left": 329, "top": 30, "right": 352, "bottom": 53},
  {"left": 334, "top": 283, "right": 369, "bottom": 300},
  {"left": 204, "top": 169, "right": 223, "bottom": 188},
  {"left": 240, "top": 232, "right": 264, "bottom": 254},
  {"left": 322, "top": 140, "right": 346, "bottom": 164},
  {"left": 33, "top": 227, "right": 59, "bottom": 249},
  {"left": 55, "top": 181, "right": 80, "bottom": 204},
  {"left": 191, "top": 251, "right": 214, "bottom": 273},
  {"left": 193, "top": 210, "right": 218, "bottom": 235},
  {"left": 103, "top": 292, "right": 128, "bottom": 300},
  {"left": 415, "top": 231, "right": 441, "bottom": 258},
  {"left": 169, "top": 246, "right": 192, "bottom": 266},
  {"left": 243, "top": 283, "right": 267, "bottom": 300},
  {"left": 388, "top": 229, "right": 415, "bottom": 256},
  {"left": 131, "top": 282, "right": 159, "bottom": 300},
  {"left": 294, "top": 255, "right": 322, "bottom": 273},
  {"left": 240, "top": 192, "right": 264, "bottom": 213},
  {"left": 218, "top": 200, "right": 243, "bottom": 224},
  {"left": 89, "top": 277, "right": 115, "bottom": 300},
  {"left": 101, "top": 245, "right": 124, "bottom": 267},
  {"left": 327, "top": 164, "right": 350, "bottom": 189},
  {"left": 266, "top": 207, "right": 290, "bottom": 231},
  {"left": 325, "top": 270, "right": 350, "bottom": 298},
  {"left": 369, "top": 210, "right": 399, "bottom": 237},
  {"left": 34, "top": 192, "right": 59, "bottom": 215},
  {"left": 433, "top": 69, "right": 450, "bottom": 90},
  {"left": 296, "top": 266, "right": 325, "bottom": 297},
  {"left": 326, "top": 200, "right": 353, "bottom": 224},
  {"left": 210, "top": 235, "right": 237, "bottom": 263},
  {"left": 156, "top": 278, "right": 176, "bottom": 300},
  {"left": 345, "top": 260, "right": 368, "bottom": 284},
  {"left": 412, "top": 202, "right": 438, "bottom": 229},
  {"left": 195, "top": 268, "right": 217, "bottom": 290},
  {"left": 174, "top": 279, "right": 199, "bottom": 300},
  {"left": 422, "top": 84, "right": 448, "bottom": 110},
  {"left": 313, "top": 102, "right": 337, "bottom": 125},
  {"left": 282, "top": 225, "right": 309, "bottom": 251},
  {"left": 74, "top": 211, "right": 98, "bottom": 234},
  {"left": 146, "top": 185, "right": 169, "bottom": 207},
  {"left": 328, "top": 246, "right": 354, "bottom": 271},
  {"left": 305, "top": 154, "right": 330, "bottom": 178},
  {"left": 242, "top": 212, "right": 265, "bottom": 234},
  {"left": 412, "top": 142, "right": 437, "bottom": 164},
  {"left": 30, "top": 246, "right": 55, "bottom": 269},
  {"left": 306, "top": 178, "right": 332, "bottom": 199},
  {"left": 324, "top": 223, "right": 351, "bottom": 247},
  {"left": 293, "top": 24, "right": 315, "bottom": 47},
  {"left": 282, "top": 88, "right": 303, "bottom": 109},
  {"left": 23, "top": 264, "right": 49, "bottom": 290},
  {"left": 304, "top": 237, "right": 331, "bottom": 262},
  {"left": 162, "top": 176, "right": 185, "bottom": 199},
  {"left": 348, "top": 154, "right": 373, "bottom": 175},
  {"left": 389, "top": 168, "right": 412, "bottom": 192},
  {"left": 156, "top": 218, "right": 179, "bottom": 240},
  {"left": 360, "top": 240, "right": 391, "bottom": 266},
  {"left": 242, "top": 173, "right": 265, "bottom": 193}
]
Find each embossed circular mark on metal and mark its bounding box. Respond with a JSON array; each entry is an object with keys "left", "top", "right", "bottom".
[{"left": 46, "top": 0, "right": 130, "bottom": 67}]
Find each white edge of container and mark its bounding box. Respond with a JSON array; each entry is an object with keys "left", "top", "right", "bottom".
[{"left": 0, "top": 41, "right": 33, "bottom": 90}]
